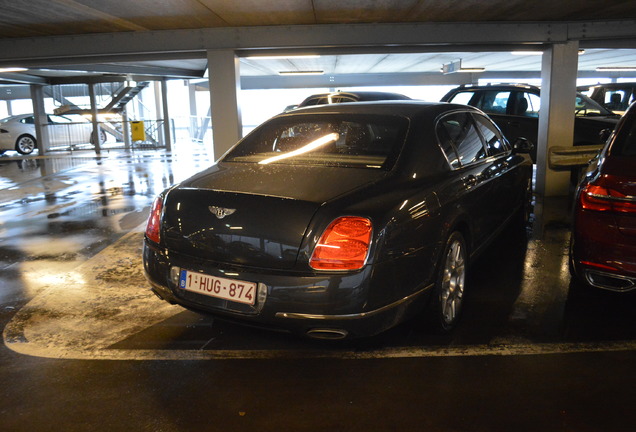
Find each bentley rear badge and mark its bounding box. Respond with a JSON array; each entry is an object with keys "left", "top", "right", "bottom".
[{"left": 208, "top": 206, "right": 236, "bottom": 219}]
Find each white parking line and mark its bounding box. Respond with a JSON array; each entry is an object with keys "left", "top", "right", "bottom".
[{"left": 4, "top": 228, "right": 636, "bottom": 361}]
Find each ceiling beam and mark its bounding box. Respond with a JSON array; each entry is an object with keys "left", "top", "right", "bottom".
[
  {"left": 51, "top": 63, "right": 205, "bottom": 78},
  {"left": 0, "top": 72, "right": 48, "bottom": 85},
  {"left": 0, "top": 21, "right": 634, "bottom": 68}
]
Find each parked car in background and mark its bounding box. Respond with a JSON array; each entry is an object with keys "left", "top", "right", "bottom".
[
  {"left": 0, "top": 113, "right": 106, "bottom": 155},
  {"left": 441, "top": 84, "right": 620, "bottom": 162},
  {"left": 570, "top": 101, "right": 636, "bottom": 293},
  {"left": 578, "top": 82, "right": 636, "bottom": 115},
  {"left": 286, "top": 91, "right": 411, "bottom": 111},
  {"left": 143, "top": 101, "right": 532, "bottom": 339}
]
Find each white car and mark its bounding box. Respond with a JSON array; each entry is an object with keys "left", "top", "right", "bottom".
[{"left": 0, "top": 113, "right": 105, "bottom": 155}]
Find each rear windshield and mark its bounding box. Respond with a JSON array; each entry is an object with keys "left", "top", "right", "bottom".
[
  {"left": 613, "top": 114, "right": 636, "bottom": 156},
  {"left": 223, "top": 114, "right": 409, "bottom": 169}
]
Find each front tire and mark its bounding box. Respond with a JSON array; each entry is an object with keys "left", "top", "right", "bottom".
[
  {"left": 428, "top": 231, "right": 468, "bottom": 332},
  {"left": 90, "top": 130, "right": 107, "bottom": 145},
  {"left": 15, "top": 134, "right": 36, "bottom": 155}
]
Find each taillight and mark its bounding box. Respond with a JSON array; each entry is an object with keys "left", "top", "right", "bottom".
[
  {"left": 310, "top": 216, "right": 372, "bottom": 271},
  {"left": 145, "top": 196, "right": 163, "bottom": 243},
  {"left": 579, "top": 174, "right": 636, "bottom": 213}
]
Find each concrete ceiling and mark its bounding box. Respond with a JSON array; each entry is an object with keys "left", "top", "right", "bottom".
[{"left": 0, "top": 1, "right": 636, "bottom": 87}]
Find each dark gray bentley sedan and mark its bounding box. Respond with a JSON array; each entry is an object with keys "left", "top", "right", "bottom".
[{"left": 143, "top": 102, "right": 532, "bottom": 339}]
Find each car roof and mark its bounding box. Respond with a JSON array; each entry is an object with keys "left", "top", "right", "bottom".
[
  {"left": 280, "top": 100, "right": 479, "bottom": 118},
  {"left": 450, "top": 83, "right": 540, "bottom": 91},
  {"left": 297, "top": 90, "right": 411, "bottom": 106},
  {"left": 579, "top": 82, "right": 636, "bottom": 90}
]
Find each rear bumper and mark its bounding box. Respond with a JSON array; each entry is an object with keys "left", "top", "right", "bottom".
[
  {"left": 143, "top": 241, "right": 432, "bottom": 338},
  {"left": 571, "top": 213, "right": 636, "bottom": 292}
]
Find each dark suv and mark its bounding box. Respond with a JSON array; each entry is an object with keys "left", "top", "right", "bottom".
[
  {"left": 578, "top": 82, "right": 636, "bottom": 115},
  {"left": 441, "top": 84, "right": 619, "bottom": 161}
]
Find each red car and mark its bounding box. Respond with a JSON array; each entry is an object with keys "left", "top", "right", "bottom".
[{"left": 570, "top": 102, "right": 636, "bottom": 292}]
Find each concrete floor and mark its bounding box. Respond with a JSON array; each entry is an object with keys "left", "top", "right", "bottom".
[{"left": 0, "top": 147, "right": 634, "bottom": 431}]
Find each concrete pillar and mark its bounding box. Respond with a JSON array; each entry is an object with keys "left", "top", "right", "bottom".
[
  {"left": 29, "top": 85, "right": 49, "bottom": 155},
  {"left": 189, "top": 81, "right": 198, "bottom": 138},
  {"left": 536, "top": 41, "right": 580, "bottom": 197},
  {"left": 207, "top": 49, "right": 242, "bottom": 161},
  {"left": 122, "top": 106, "right": 131, "bottom": 150},
  {"left": 88, "top": 83, "right": 102, "bottom": 155},
  {"left": 160, "top": 79, "right": 172, "bottom": 152},
  {"left": 154, "top": 81, "right": 164, "bottom": 146}
]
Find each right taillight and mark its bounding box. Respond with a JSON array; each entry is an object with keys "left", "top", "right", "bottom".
[
  {"left": 309, "top": 216, "right": 373, "bottom": 271},
  {"left": 579, "top": 174, "right": 636, "bottom": 214},
  {"left": 145, "top": 196, "right": 163, "bottom": 243}
]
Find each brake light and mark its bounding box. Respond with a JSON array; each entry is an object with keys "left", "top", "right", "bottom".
[
  {"left": 580, "top": 260, "right": 620, "bottom": 272},
  {"left": 579, "top": 175, "right": 636, "bottom": 214},
  {"left": 145, "top": 196, "right": 163, "bottom": 243},
  {"left": 310, "top": 216, "right": 373, "bottom": 270}
]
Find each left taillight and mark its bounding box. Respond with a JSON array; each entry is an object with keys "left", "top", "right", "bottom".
[
  {"left": 579, "top": 174, "right": 636, "bottom": 214},
  {"left": 145, "top": 196, "right": 163, "bottom": 244},
  {"left": 310, "top": 216, "right": 373, "bottom": 271}
]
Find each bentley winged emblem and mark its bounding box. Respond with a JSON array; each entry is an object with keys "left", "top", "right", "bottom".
[{"left": 208, "top": 206, "right": 236, "bottom": 219}]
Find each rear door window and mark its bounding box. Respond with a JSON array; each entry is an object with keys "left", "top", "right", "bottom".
[
  {"left": 473, "top": 113, "right": 510, "bottom": 156},
  {"left": 436, "top": 112, "right": 487, "bottom": 168}
]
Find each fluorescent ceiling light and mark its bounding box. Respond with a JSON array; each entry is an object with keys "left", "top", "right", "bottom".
[
  {"left": 278, "top": 70, "right": 324, "bottom": 76},
  {"left": 596, "top": 66, "right": 636, "bottom": 72},
  {"left": 0, "top": 67, "right": 28, "bottom": 73},
  {"left": 458, "top": 68, "right": 486, "bottom": 73},
  {"left": 247, "top": 55, "right": 320, "bottom": 60},
  {"left": 511, "top": 49, "right": 584, "bottom": 56}
]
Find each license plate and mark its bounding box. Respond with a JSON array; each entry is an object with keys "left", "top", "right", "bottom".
[{"left": 179, "top": 270, "right": 256, "bottom": 305}]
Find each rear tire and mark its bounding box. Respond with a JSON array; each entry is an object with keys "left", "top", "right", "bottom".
[
  {"left": 15, "top": 134, "right": 36, "bottom": 155},
  {"left": 427, "top": 231, "right": 468, "bottom": 332}
]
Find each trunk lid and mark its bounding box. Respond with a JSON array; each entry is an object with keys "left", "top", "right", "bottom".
[{"left": 162, "top": 163, "right": 387, "bottom": 269}]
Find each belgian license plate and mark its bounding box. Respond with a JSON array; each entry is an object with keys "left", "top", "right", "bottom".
[{"left": 179, "top": 270, "right": 256, "bottom": 305}]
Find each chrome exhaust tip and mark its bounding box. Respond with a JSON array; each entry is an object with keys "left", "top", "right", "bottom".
[
  {"left": 585, "top": 270, "right": 636, "bottom": 292},
  {"left": 306, "top": 328, "right": 349, "bottom": 340}
]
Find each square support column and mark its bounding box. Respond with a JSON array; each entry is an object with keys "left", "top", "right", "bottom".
[
  {"left": 160, "top": 79, "right": 172, "bottom": 152},
  {"left": 536, "top": 41, "right": 580, "bottom": 197},
  {"left": 29, "top": 85, "right": 49, "bottom": 155},
  {"left": 88, "top": 83, "right": 102, "bottom": 155},
  {"left": 207, "top": 49, "right": 242, "bottom": 161}
]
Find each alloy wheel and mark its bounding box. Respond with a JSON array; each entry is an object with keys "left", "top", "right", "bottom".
[
  {"left": 439, "top": 235, "right": 466, "bottom": 327},
  {"left": 16, "top": 135, "right": 36, "bottom": 155}
]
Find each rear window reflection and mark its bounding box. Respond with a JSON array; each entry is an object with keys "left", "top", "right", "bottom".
[{"left": 223, "top": 115, "right": 408, "bottom": 169}]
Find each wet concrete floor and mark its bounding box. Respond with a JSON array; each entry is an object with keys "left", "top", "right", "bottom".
[{"left": 0, "top": 147, "right": 634, "bottom": 431}]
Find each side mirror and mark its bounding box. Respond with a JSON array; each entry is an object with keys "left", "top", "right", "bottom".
[
  {"left": 599, "top": 128, "right": 612, "bottom": 143},
  {"left": 512, "top": 137, "right": 534, "bottom": 154}
]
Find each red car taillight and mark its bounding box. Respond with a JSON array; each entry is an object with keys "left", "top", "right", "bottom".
[
  {"left": 145, "top": 196, "right": 163, "bottom": 243},
  {"left": 579, "top": 174, "right": 636, "bottom": 214},
  {"left": 310, "top": 216, "right": 373, "bottom": 271}
]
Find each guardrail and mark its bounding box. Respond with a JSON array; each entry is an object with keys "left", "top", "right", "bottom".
[{"left": 548, "top": 144, "right": 603, "bottom": 171}]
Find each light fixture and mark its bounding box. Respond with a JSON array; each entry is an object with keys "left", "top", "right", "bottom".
[
  {"left": 278, "top": 70, "right": 325, "bottom": 76},
  {"left": 596, "top": 66, "right": 636, "bottom": 72},
  {"left": 247, "top": 55, "right": 320, "bottom": 60},
  {"left": 442, "top": 59, "right": 485, "bottom": 74},
  {"left": 0, "top": 67, "right": 27, "bottom": 73},
  {"left": 441, "top": 67, "right": 486, "bottom": 73},
  {"left": 458, "top": 67, "right": 486, "bottom": 73},
  {"left": 511, "top": 49, "right": 584, "bottom": 56}
]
